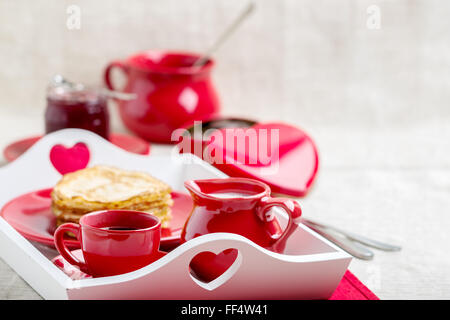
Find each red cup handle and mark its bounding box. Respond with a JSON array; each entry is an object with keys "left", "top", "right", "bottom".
[
  {"left": 54, "top": 223, "right": 89, "bottom": 273},
  {"left": 256, "top": 196, "right": 302, "bottom": 253},
  {"left": 104, "top": 60, "right": 128, "bottom": 91}
]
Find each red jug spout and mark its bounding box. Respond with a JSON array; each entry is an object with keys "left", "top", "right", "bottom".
[{"left": 184, "top": 180, "right": 204, "bottom": 199}]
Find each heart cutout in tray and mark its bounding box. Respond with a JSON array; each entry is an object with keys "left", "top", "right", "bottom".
[
  {"left": 50, "top": 142, "right": 90, "bottom": 175},
  {"left": 3, "top": 133, "right": 151, "bottom": 163},
  {"left": 189, "top": 248, "right": 241, "bottom": 290}
]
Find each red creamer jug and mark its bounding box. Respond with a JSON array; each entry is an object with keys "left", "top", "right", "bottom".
[{"left": 181, "top": 178, "right": 302, "bottom": 282}]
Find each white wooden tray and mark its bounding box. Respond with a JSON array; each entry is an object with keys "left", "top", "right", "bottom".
[{"left": 0, "top": 129, "right": 351, "bottom": 299}]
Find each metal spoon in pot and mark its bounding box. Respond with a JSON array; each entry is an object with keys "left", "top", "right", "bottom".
[{"left": 193, "top": 2, "right": 255, "bottom": 67}]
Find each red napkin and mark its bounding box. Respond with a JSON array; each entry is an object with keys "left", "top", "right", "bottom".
[{"left": 329, "top": 270, "right": 379, "bottom": 300}]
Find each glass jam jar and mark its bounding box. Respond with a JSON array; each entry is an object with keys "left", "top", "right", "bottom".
[{"left": 45, "top": 78, "right": 110, "bottom": 139}]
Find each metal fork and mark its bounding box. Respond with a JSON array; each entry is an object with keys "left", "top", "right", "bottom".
[{"left": 301, "top": 218, "right": 401, "bottom": 260}]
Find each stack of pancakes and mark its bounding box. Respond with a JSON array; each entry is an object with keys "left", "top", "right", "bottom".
[{"left": 51, "top": 165, "right": 173, "bottom": 228}]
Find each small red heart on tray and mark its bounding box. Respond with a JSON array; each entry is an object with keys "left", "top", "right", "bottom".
[
  {"left": 189, "top": 249, "right": 239, "bottom": 285},
  {"left": 50, "top": 142, "right": 90, "bottom": 175}
]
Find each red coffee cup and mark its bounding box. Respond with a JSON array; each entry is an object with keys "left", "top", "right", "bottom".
[{"left": 54, "top": 210, "right": 161, "bottom": 277}]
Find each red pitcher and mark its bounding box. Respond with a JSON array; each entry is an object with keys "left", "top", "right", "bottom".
[
  {"left": 181, "top": 178, "right": 302, "bottom": 282},
  {"left": 104, "top": 51, "right": 221, "bottom": 143}
]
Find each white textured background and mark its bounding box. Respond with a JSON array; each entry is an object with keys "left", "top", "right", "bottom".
[{"left": 0, "top": 0, "right": 450, "bottom": 299}]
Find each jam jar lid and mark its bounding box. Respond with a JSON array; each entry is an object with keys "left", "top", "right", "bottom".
[{"left": 47, "top": 75, "right": 106, "bottom": 104}]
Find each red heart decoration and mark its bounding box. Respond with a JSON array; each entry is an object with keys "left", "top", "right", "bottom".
[
  {"left": 210, "top": 123, "right": 307, "bottom": 166},
  {"left": 50, "top": 142, "right": 90, "bottom": 175},
  {"left": 186, "top": 122, "right": 319, "bottom": 197},
  {"left": 189, "top": 249, "right": 238, "bottom": 283}
]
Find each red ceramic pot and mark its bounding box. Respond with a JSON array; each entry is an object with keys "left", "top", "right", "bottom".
[
  {"left": 104, "top": 51, "right": 221, "bottom": 143},
  {"left": 181, "top": 178, "right": 302, "bottom": 282}
]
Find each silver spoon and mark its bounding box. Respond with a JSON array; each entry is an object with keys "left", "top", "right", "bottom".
[
  {"left": 302, "top": 220, "right": 375, "bottom": 260},
  {"left": 303, "top": 218, "right": 402, "bottom": 252},
  {"left": 193, "top": 2, "right": 255, "bottom": 67}
]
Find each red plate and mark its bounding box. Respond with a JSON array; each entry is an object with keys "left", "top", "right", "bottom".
[
  {"left": 0, "top": 189, "right": 193, "bottom": 251},
  {"left": 184, "top": 122, "right": 319, "bottom": 197},
  {"left": 3, "top": 133, "right": 150, "bottom": 163}
]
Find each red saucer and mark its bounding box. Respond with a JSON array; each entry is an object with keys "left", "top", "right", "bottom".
[
  {"left": 0, "top": 189, "right": 193, "bottom": 251},
  {"left": 3, "top": 133, "right": 151, "bottom": 162},
  {"left": 52, "top": 249, "right": 167, "bottom": 279}
]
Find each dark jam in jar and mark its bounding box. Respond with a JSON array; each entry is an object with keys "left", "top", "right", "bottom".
[{"left": 45, "top": 85, "right": 110, "bottom": 140}]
